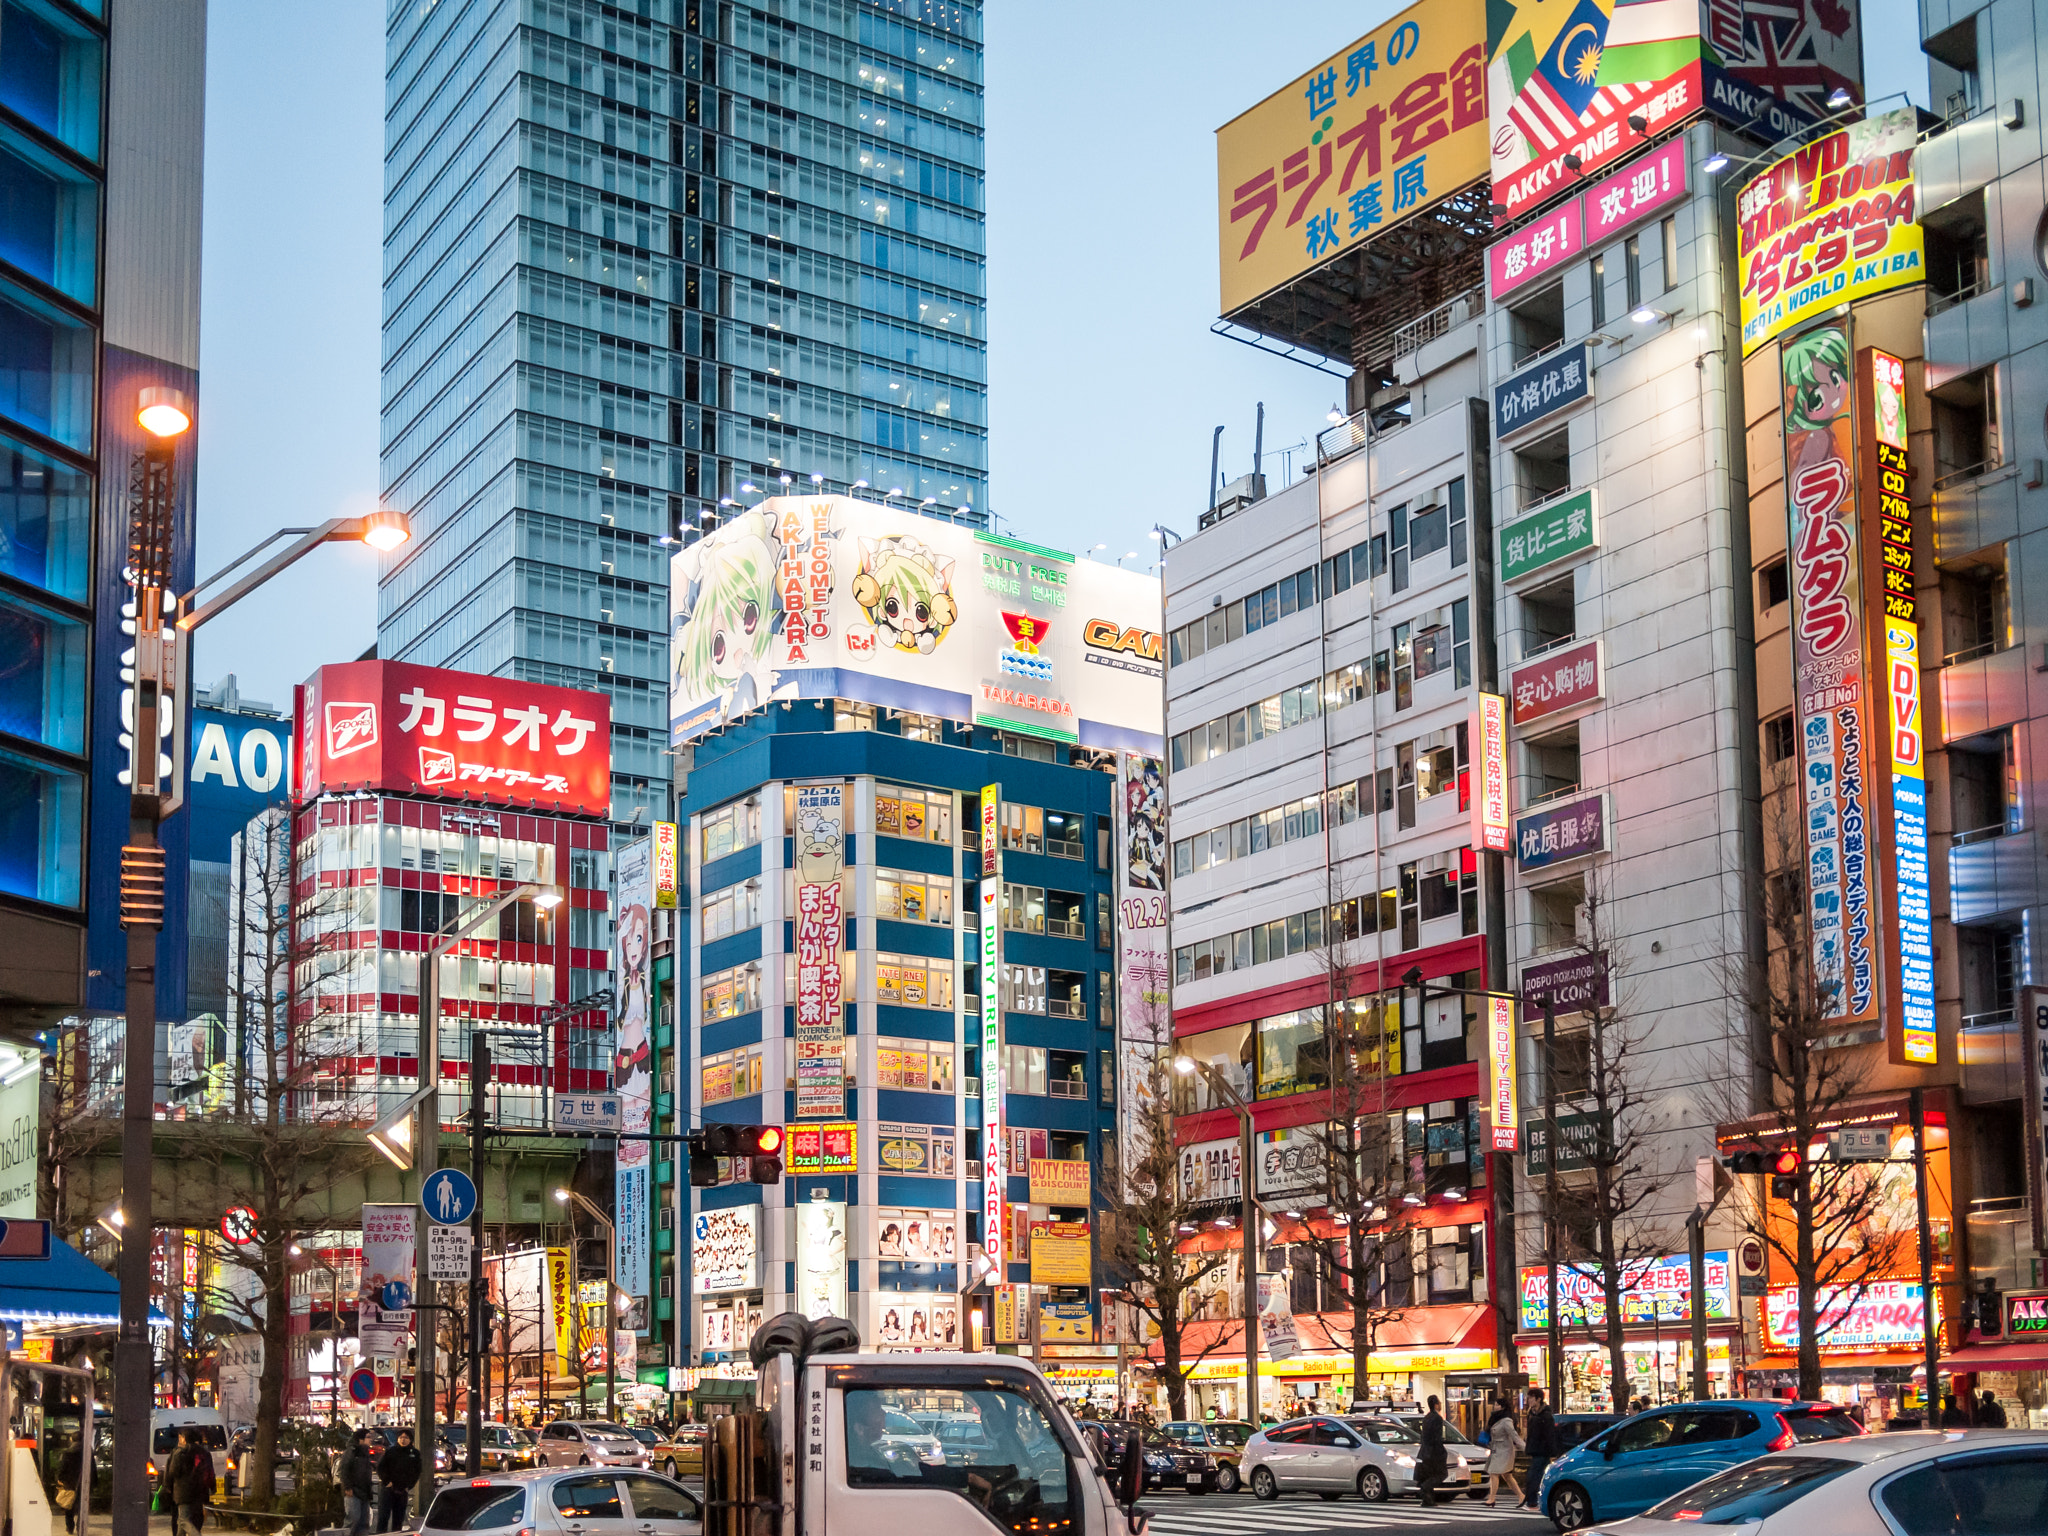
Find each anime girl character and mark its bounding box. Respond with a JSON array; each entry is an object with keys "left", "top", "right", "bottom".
[
  {"left": 672, "top": 510, "right": 780, "bottom": 728},
  {"left": 850, "top": 535, "right": 957, "bottom": 653},
  {"left": 1784, "top": 324, "right": 1853, "bottom": 484},
  {"left": 614, "top": 901, "right": 653, "bottom": 1141},
  {"left": 1123, "top": 760, "right": 1167, "bottom": 892}
]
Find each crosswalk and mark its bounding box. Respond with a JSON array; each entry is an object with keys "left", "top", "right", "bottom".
[{"left": 1136, "top": 1492, "right": 1551, "bottom": 1536}]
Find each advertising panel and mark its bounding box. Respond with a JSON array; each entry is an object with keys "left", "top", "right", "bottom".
[
  {"left": 1486, "top": 0, "right": 1702, "bottom": 221},
  {"left": 1040, "top": 1302, "right": 1094, "bottom": 1344},
  {"left": 1517, "top": 1252, "right": 1732, "bottom": 1330},
  {"left": 485, "top": 1248, "right": 549, "bottom": 1355},
  {"left": 1255, "top": 1125, "right": 1328, "bottom": 1200},
  {"left": 1860, "top": 348, "right": 1933, "bottom": 1066},
  {"left": 614, "top": 835, "right": 653, "bottom": 1312},
  {"left": 1028, "top": 1220, "right": 1092, "bottom": 1286},
  {"left": 692, "top": 1206, "right": 760, "bottom": 1293},
  {"left": 980, "top": 785, "right": 1005, "bottom": 1276},
  {"left": 652, "top": 821, "right": 679, "bottom": 909},
  {"left": 1491, "top": 138, "right": 1690, "bottom": 303},
  {"left": 188, "top": 706, "right": 292, "bottom": 861},
  {"left": 1485, "top": 995, "right": 1519, "bottom": 1151},
  {"left": 1706, "top": 0, "right": 1861, "bottom": 124},
  {"left": 1258, "top": 1272, "right": 1298, "bottom": 1361},
  {"left": 2006, "top": 1290, "right": 2048, "bottom": 1336},
  {"left": 1738, "top": 110, "right": 1922, "bottom": 355},
  {"left": 1782, "top": 319, "right": 1880, "bottom": 1032},
  {"left": 548, "top": 1247, "right": 573, "bottom": 1365},
  {"left": 1524, "top": 1111, "right": 1612, "bottom": 1175},
  {"left": 358, "top": 1204, "right": 415, "bottom": 1356},
  {"left": 297, "top": 659, "right": 611, "bottom": 816},
  {"left": 1499, "top": 486, "right": 1597, "bottom": 586},
  {"left": 873, "top": 1292, "right": 961, "bottom": 1349},
  {"left": 2025, "top": 989, "right": 2048, "bottom": 1255},
  {"left": 1179, "top": 1137, "right": 1243, "bottom": 1204},
  {"left": 795, "top": 1201, "right": 848, "bottom": 1321},
  {"left": 1488, "top": 194, "right": 1583, "bottom": 302},
  {"left": 1116, "top": 754, "right": 1170, "bottom": 1189},
  {"left": 786, "top": 1121, "right": 858, "bottom": 1174},
  {"left": 1471, "top": 694, "right": 1511, "bottom": 855},
  {"left": 793, "top": 783, "right": 848, "bottom": 1117},
  {"left": 1029, "top": 1158, "right": 1091, "bottom": 1206},
  {"left": 1761, "top": 1280, "right": 1933, "bottom": 1351},
  {"left": 0, "top": 1056, "right": 35, "bottom": 1218},
  {"left": 669, "top": 498, "right": 1162, "bottom": 752},
  {"left": 1214, "top": 0, "right": 1487, "bottom": 314},
  {"left": 1494, "top": 343, "right": 1593, "bottom": 444},
  {"left": 1515, "top": 792, "right": 1608, "bottom": 871},
  {"left": 1510, "top": 638, "right": 1603, "bottom": 727},
  {"left": 1520, "top": 951, "right": 1610, "bottom": 1013}
]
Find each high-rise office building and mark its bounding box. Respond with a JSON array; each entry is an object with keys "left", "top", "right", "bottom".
[
  {"left": 0, "top": 0, "right": 205, "bottom": 1031},
  {"left": 377, "top": 0, "right": 989, "bottom": 828}
]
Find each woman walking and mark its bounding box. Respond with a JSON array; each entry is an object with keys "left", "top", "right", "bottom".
[{"left": 1483, "top": 1397, "right": 1526, "bottom": 1509}]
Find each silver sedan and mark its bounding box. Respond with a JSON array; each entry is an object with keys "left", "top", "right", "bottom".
[{"left": 1241, "top": 1415, "right": 1482, "bottom": 1502}]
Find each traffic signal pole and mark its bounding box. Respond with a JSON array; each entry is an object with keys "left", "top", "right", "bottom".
[{"left": 469, "top": 1029, "right": 488, "bottom": 1474}]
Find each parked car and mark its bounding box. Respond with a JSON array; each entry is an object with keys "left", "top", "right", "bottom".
[
  {"left": 1157, "top": 1421, "right": 1254, "bottom": 1492},
  {"left": 1559, "top": 1429, "right": 2048, "bottom": 1533},
  {"left": 533, "top": 1420, "right": 653, "bottom": 1469},
  {"left": 1140, "top": 1430, "right": 1219, "bottom": 1494},
  {"left": 1537, "top": 1399, "right": 1864, "bottom": 1530},
  {"left": 441, "top": 1422, "right": 530, "bottom": 1473},
  {"left": 1240, "top": 1415, "right": 1482, "bottom": 1503},
  {"left": 626, "top": 1426, "right": 702, "bottom": 1478},
  {"left": 422, "top": 1466, "right": 701, "bottom": 1535},
  {"left": 1074, "top": 1419, "right": 1141, "bottom": 1469},
  {"left": 149, "top": 1408, "right": 230, "bottom": 1484},
  {"left": 1550, "top": 1413, "right": 1622, "bottom": 1457}
]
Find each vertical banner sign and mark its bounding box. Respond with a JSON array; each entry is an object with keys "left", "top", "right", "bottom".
[
  {"left": 980, "top": 785, "right": 1005, "bottom": 1274},
  {"left": 1471, "top": 694, "right": 1510, "bottom": 853},
  {"left": 1116, "top": 755, "right": 1170, "bottom": 1193},
  {"left": 1860, "top": 348, "right": 1934, "bottom": 1066},
  {"left": 1782, "top": 320, "right": 1881, "bottom": 1033},
  {"left": 794, "top": 783, "right": 848, "bottom": 1117},
  {"left": 614, "top": 836, "right": 654, "bottom": 1311},
  {"left": 795, "top": 1200, "right": 849, "bottom": 1321},
  {"left": 546, "top": 1247, "right": 574, "bottom": 1368},
  {"left": 358, "top": 1204, "right": 417, "bottom": 1352},
  {"left": 2023, "top": 989, "right": 2048, "bottom": 1254},
  {"left": 1485, "top": 995, "right": 1519, "bottom": 1150},
  {"left": 651, "top": 821, "right": 679, "bottom": 910}
]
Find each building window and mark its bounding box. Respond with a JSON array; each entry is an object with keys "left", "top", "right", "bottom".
[
  {"left": 0, "top": 124, "right": 98, "bottom": 305},
  {"left": 1508, "top": 282, "right": 1565, "bottom": 364},
  {"left": 1941, "top": 547, "right": 2009, "bottom": 664},
  {"left": 1760, "top": 557, "right": 1788, "bottom": 612},
  {"left": 1002, "top": 882, "right": 1046, "bottom": 933},
  {"left": 0, "top": 276, "right": 94, "bottom": 452},
  {"left": 1448, "top": 477, "right": 1468, "bottom": 569},
  {"left": 897, "top": 711, "right": 943, "bottom": 742},
  {"left": 700, "top": 877, "right": 762, "bottom": 942},
  {"left": 701, "top": 1043, "right": 766, "bottom": 1105},
  {"left": 0, "top": 740, "right": 79, "bottom": 905},
  {"left": 0, "top": 586, "right": 84, "bottom": 753},
  {"left": 1924, "top": 188, "right": 1990, "bottom": 312},
  {"left": 1588, "top": 253, "right": 1606, "bottom": 329},
  {"left": 1660, "top": 215, "right": 1678, "bottom": 292},
  {"left": 1624, "top": 232, "right": 1642, "bottom": 311},
  {"left": 874, "top": 1037, "right": 954, "bottom": 1092},
  {"left": 1950, "top": 728, "right": 2017, "bottom": 840},
  {"left": 1048, "top": 1048, "right": 1087, "bottom": 1099},
  {"left": 833, "top": 700, "right": 877, "bottom": 731},
  {"left": 0, "top": 433, "right": 89, "bottom": 603},
  {"left": 1389, "top": 502, "right": 1409, "bottom": 594},
  {"left": 1514, "top": 427, "right": 1571, "bottom": 510},
  {"left": 1931, "top": 367, "right": 2000, "bottom": 487},
  {"left": 1764, "top": 713, "right": 1796, "bottom": 767},
  {"left": 1256, "top": 1008, "right": 1328, "bottom": 1099},
  {"left": 998, "top": 802, "right": 1042, "bottom": 853},
  {"left": 1044, "top": 809, "right": 1084, "bottom": 859},
  {"left": 1098, "top": 1049, "right": 1114, "bottom": 1105},
  {"left": 700, "top": 960, "right": 764, "bottom": 1022},
  {"left": 1003, "top": 1043, "right": 1048, "bottom": 1096},
  {"left": 875, "top": 953, "right": 954, "bottom": 1010},
  {"left": 0, "top": 2, "right": 103, "bottom": 161},
  {"left": 1000, "top": 731, "right": 1057, "bottom": 761},
  {"left": 875, "top": 784, "right": 955, "bottom": 843},
  {"left": 1000, "top": 963, "right": 1046, "bottom": 1014},
  {"left": 700, "top": 791, "right": 763, "bottom": 862},
  {"left": 877, "top": 868, "right": 953, "bottom": 925}
]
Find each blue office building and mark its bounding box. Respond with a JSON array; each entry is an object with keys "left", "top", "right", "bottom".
[{"left": 377, "top": 0, "right": 989, "bottom": 827}]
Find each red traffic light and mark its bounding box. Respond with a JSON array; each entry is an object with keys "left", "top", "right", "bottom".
[
  {"left": 1773, "top": 1148, "right": 1801, "bottom": 1175},
  {"left": 756, "top": 1125, "right": 784, "bottom": 1155}
]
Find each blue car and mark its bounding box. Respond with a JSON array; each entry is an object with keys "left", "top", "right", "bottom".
[{"left": 1537, "top": 1399, "right": 1864, "bottom": 1531}]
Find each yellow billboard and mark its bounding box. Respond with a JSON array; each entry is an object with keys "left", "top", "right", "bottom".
[
  {"left": 1737, "top": 108, "right": 1923, "bottom": 355},
  {"left": 1216, "top": 0, "right": 1487, "bottom": 315}
]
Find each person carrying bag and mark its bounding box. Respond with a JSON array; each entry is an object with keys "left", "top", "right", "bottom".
[{"left": 1483, "top": 1398, "right": 1525, "bottom": 1508}]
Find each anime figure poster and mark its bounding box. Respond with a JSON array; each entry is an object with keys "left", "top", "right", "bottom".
[
  {"left": 614, "top": 836, "right": 654, "bottom": 1309},
  {"left": 793, "top": 783, "right": 847, "bottom": 1119}
]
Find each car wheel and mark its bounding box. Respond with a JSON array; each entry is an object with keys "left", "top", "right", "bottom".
[
  {"left": 1550, "top": 1481, "right": 1594, "bottom": 1531},
  {"left": 1250, "top": 1466, "right": 1278, "bottom": 1501},
  {"left": 665, "top": 1459, "right": 677, "bottom": 1478},
  {"left": 1216, "top": 1464, "right": 1239, "bottom": 1494},
  {"left": 1356, "top": 1467, "right": 1389, "bottom": 1502},
  {"left": 579, "top": 1455, "right": 590, "bottom": 1466}
]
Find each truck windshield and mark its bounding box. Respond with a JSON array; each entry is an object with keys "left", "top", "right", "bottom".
[{"left": 845, "top": 1386, "right": 1074, "bottom": 1536}]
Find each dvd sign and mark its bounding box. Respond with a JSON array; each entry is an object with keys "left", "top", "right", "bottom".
[{"left": 298, "top": 661, "right": 611, "bottom": 817}]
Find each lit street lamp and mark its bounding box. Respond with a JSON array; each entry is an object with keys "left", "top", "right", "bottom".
[{"left": 113, "top": 388, "right": 412, "bottom": 1536}]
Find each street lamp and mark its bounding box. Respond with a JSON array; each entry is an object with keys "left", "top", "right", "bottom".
[
  {"left": 555, "top": 1188, "right": 617, "bottom": 1421},
  {"left": 1175, "top": 1055, "right": 1260, "bottom": 1426},
  {"left": 114, "top": 381, "right": 413, "bottom": 1536}
]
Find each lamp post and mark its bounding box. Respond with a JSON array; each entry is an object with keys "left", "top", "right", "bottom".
[
  {"left": 557, "top": 1189, "right": 617, "bottom": 1420},
  {"left": 1175, "top": 1056, "right": 1259, "bottom": 1426},
  {"left": 113, "top": 385, "right": 412, "bottom": 1536}
]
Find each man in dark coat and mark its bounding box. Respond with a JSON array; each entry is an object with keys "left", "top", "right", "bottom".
[
  {"left": 376, "top": 1430, "right": 422, "bottom": 1532},
  {"left": 159, "top": 1430, "right": 216, "bottom": 1536},
  {"left": 1415, "top": 1395, "right": 1448, "bottom": 1508},
  {"left": 1522, "top": 1386, "right": 1559, "bottom": 1511},
  {"left": 338, "top": 1429, "right": 376, "bottom": 1536}
]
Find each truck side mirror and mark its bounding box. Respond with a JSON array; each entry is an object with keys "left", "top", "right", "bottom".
[{"left": 1118, "top": 1434, "right": 1144, "bottom": 1507}]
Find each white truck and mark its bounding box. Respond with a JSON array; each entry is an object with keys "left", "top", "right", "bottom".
[{"left": 698, "top": 1313, "right": 1149, "bottom": 1536}]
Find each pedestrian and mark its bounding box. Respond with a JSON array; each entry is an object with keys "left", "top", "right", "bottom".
[
  {"left": 1482, "top": 1397, "right": 1525, "bottom": 1508},
  {"left": 158, "top": 1429, "right": 215, "bottom": 1536},
  {"left": 53, "top": 1440, "right": 81, "bottom": 1534},
  {"left": 1978, "top": 1389, "right": 2009, "bottom": 1428},
  {"left": 1940, "top": 1394, "right": 1970, "bottom": 1428},
  {"left": 1414, "top": 1395, "right": 1448, "bottom": 1508},
  {"left": 338, "top": 1428, "right": 376, "bottom": 1536},
  {"left": 1522, "top": 1386, "right": 1558, "bottom": 1513},
  {"left": 376, "top": 1429, "right": 421, "bottom": 1533}
]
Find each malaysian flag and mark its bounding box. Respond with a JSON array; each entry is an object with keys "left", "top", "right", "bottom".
[{"left": 1506, "top": 0, "right": 1611, "bottom": 152}]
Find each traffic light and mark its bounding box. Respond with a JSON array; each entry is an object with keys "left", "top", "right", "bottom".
[
  {"left": 1978, "top": 1278, "right": 2004, "bottom": 1339},
  {"left": 1769, "top": 1148, "right": 1801, "bottom": 1202},
  {"left": 699, "top": 1123, "right": 785, "bottom": 1184},
  {"left": 1725, "top": 1149, "right": 1768, "bottom": 1176}
]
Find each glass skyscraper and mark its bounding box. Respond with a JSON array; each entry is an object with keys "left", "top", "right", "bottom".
[{"left": 378, "top": 0, "right": 988, "bottom": 825}]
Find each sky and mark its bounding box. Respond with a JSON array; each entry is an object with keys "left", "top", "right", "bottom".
[{"left": 191, "top": 0, "right": 1927, "bottom": 709}]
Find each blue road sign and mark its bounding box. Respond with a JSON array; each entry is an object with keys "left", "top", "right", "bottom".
[
  {"left": 421, "top": 1168, "right": 478, "bottom": 1225},
  {"left": 381, "top": 1280, "right": 414, "bottom": 1312},
  {"left": 348, "top": 1367, "right": 376, "bottom": 1405}
]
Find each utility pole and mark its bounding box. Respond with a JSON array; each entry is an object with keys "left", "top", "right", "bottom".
[
  {"left": 415, "top": 953, "right": 442, "bottom": 1508},
  {"left": 468, "top": 1029, "right": 488, "bottom": 1473},
  {"left": 1543, "top": 995, "right": 1561, "bottom": 1410},
  {"left": 1910, "top": 1088, "right": 1941, "bottom": 1418}
]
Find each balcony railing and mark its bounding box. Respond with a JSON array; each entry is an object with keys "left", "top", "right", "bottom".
[
  {"left": 1520, "top": 631, "right": 1581, "bottom": 665},
  {"left": 1049, "top": 998, "right": 1088, "bottom": 1020},
  {"left": 1049, "top": 1077, "right": 1088, "bottom": 1100},
  {"left": 1934, "top": 453, "right": 2002, "bottom": 492},
  {"left": 1044, "top": 917, "right": 1086, "bottom": 940},
  {"left": 1953, "top": 821, "right": 2012, "bottom": 847}
]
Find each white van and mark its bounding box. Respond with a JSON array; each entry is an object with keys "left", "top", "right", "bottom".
[{"left": 149, "top": 1408, "right": 229, "bottom": 1485}]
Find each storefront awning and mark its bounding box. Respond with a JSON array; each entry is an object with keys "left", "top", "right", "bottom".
[
  {"left": 0, "top": 1237, "right": 166, "bottom": 1336},
  {"left": 1939, "top": 1340, "right": 2048, "bottom": 1372}
]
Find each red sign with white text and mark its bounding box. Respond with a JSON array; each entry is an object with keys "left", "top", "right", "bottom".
[{"left": 297, "top": 661, "right": 611, "bottom": 816}]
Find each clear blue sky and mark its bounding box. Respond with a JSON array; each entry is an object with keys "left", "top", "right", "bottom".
[{"left": 191, "top": 0, "right": 1926, "bottom": 708}]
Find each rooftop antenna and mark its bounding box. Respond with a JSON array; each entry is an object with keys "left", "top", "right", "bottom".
[
  {"left": 1253, "top": 402, "right": 1265, "bottom": 482},
  {"left": 1208, "top": 425, "right": 1224, "bottom": 512}
]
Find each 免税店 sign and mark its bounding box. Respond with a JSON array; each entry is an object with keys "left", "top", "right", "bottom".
[
  {"left": 1470, "top": 693, "right": 1510, "bottom": 854},
  {"left": 1485, "top": 994, "right": 1518, "bottom": 1151}
]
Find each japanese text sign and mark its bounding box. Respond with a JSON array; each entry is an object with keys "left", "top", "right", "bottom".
[
  {"left": 1494, "top": 343, "right": 1591, "bottom": 443},
  {"left": 1783, "top": 320, "right": 1880, "bottom": 1032},
  {"left": 652, "top": 820, "right": 679, "bottom": 910},
  {"left": 793, "top": 783, "right": 848, "bottom": 1118},
  {"left": 1216, "top": 0, "right": 1487, "bottom": 314},
  {"left": 1511, "top": 637, "right": 1603, "bottom": 727},
  {"left": 297, "top": 659, "right": 610, "bottom": 816},
  {"left": 980, "top": 859, "right": 1005, "bottom": 1275},
  {"left": 1518, "top": 1252, "right": 1731, "bottom": 1330},
  {"left": 1516, "top": 792, "right": 1608, "bottom": 872},
  {"left": 1485, "top": 994, "right": 1518, "bottom": 1151},
  {"left": 1739, "top": 109, "right": 1923, "bottom": 355},
  {"left": 787, "top": 1121, "right": 858, "bottom": 1174},
  {"left": 1762, "top": 1280, "right": 1932, "bottom": 1351},
  {"left": 2027, "top": 990, "right": 2048, "bottom": 1254},
  {"left": 1178, "top": 1137, "right": 1242, "bottom": 1204},
  {"left": 1471, "top": 693, "right": 1510, "bottom": 854},
  {"left": 2007, "top": 1289, "right": 2048, "bottom": 1336}
]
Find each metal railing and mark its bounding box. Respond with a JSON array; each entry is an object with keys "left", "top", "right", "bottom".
[
  {"left": 1960, "top": 1008, "right": 2016, "bottom": 1031},
  {"left": 1048, "top": 998, "right": 1088, "bottom": 1020},
  {"left": 1934, "top": 453, "right": 2001, "bottom": 491},
  {"left": 1049, "top": 1077, "right": 1088, "bottom": 1100},
  {"left": 1357, "top": 282, "right": 1485, "bottom": 367},
  {"left": 1927, "top": 275, "right": 1990, "bottom": 316},
  {"left": 1953, "top": 821, "right": 2012, "bottom": 846},
  {"left": 1520, "top": 631, "right": 1581, "bottom": 665},
  {"left": 1943, "top": 638, "right": 1998, "bottom": 666},
  {"left": 1044, "top": 916, "right": 1086, "bottom": 940}
]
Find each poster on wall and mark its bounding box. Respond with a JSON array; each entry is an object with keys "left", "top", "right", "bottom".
[
  {"left": 1782, "top": 319, "right": 1881, "bottom": 1034},
  {"left": 980, "top": 786, "right": 1006, "bottom": 1277},
  {"left": 693, "top": 1206, "right": 760, "bottom": 1293},
  {"left": 547, "top": 1247, "right": 573, "bottom": 1367},
  {"left": 793, "top": 783, "right": 848, "bottom": 1117},
  {"left": 873, "top": 1292, "right": 961, "bottom": 1349},
  {"left": 669, "top": 498, "right": 1162, "bottom": 752},
  {"left": 614, "top": 835, "right": 653, "bottom": 1318},
  {"left": 876, "top": 1208, "right": 960, "bottom": 1264},
  {"left": 795, "top": 1201, "right": 848, "bottom": 1321},
  {"left": 1116, "top": 754, "right": 1169, "bottom": 1192}
]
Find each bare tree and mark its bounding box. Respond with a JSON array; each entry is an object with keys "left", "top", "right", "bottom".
[
  {"left": 1098, "top": 1007, "right": 1236, "bottom": 1421},
  {"left": 1534, "top": 882, "right": 1678, "bottom": 1413},
  {"left": 1711, "top": 807, "right": 1914, "bottom": 1398}
]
